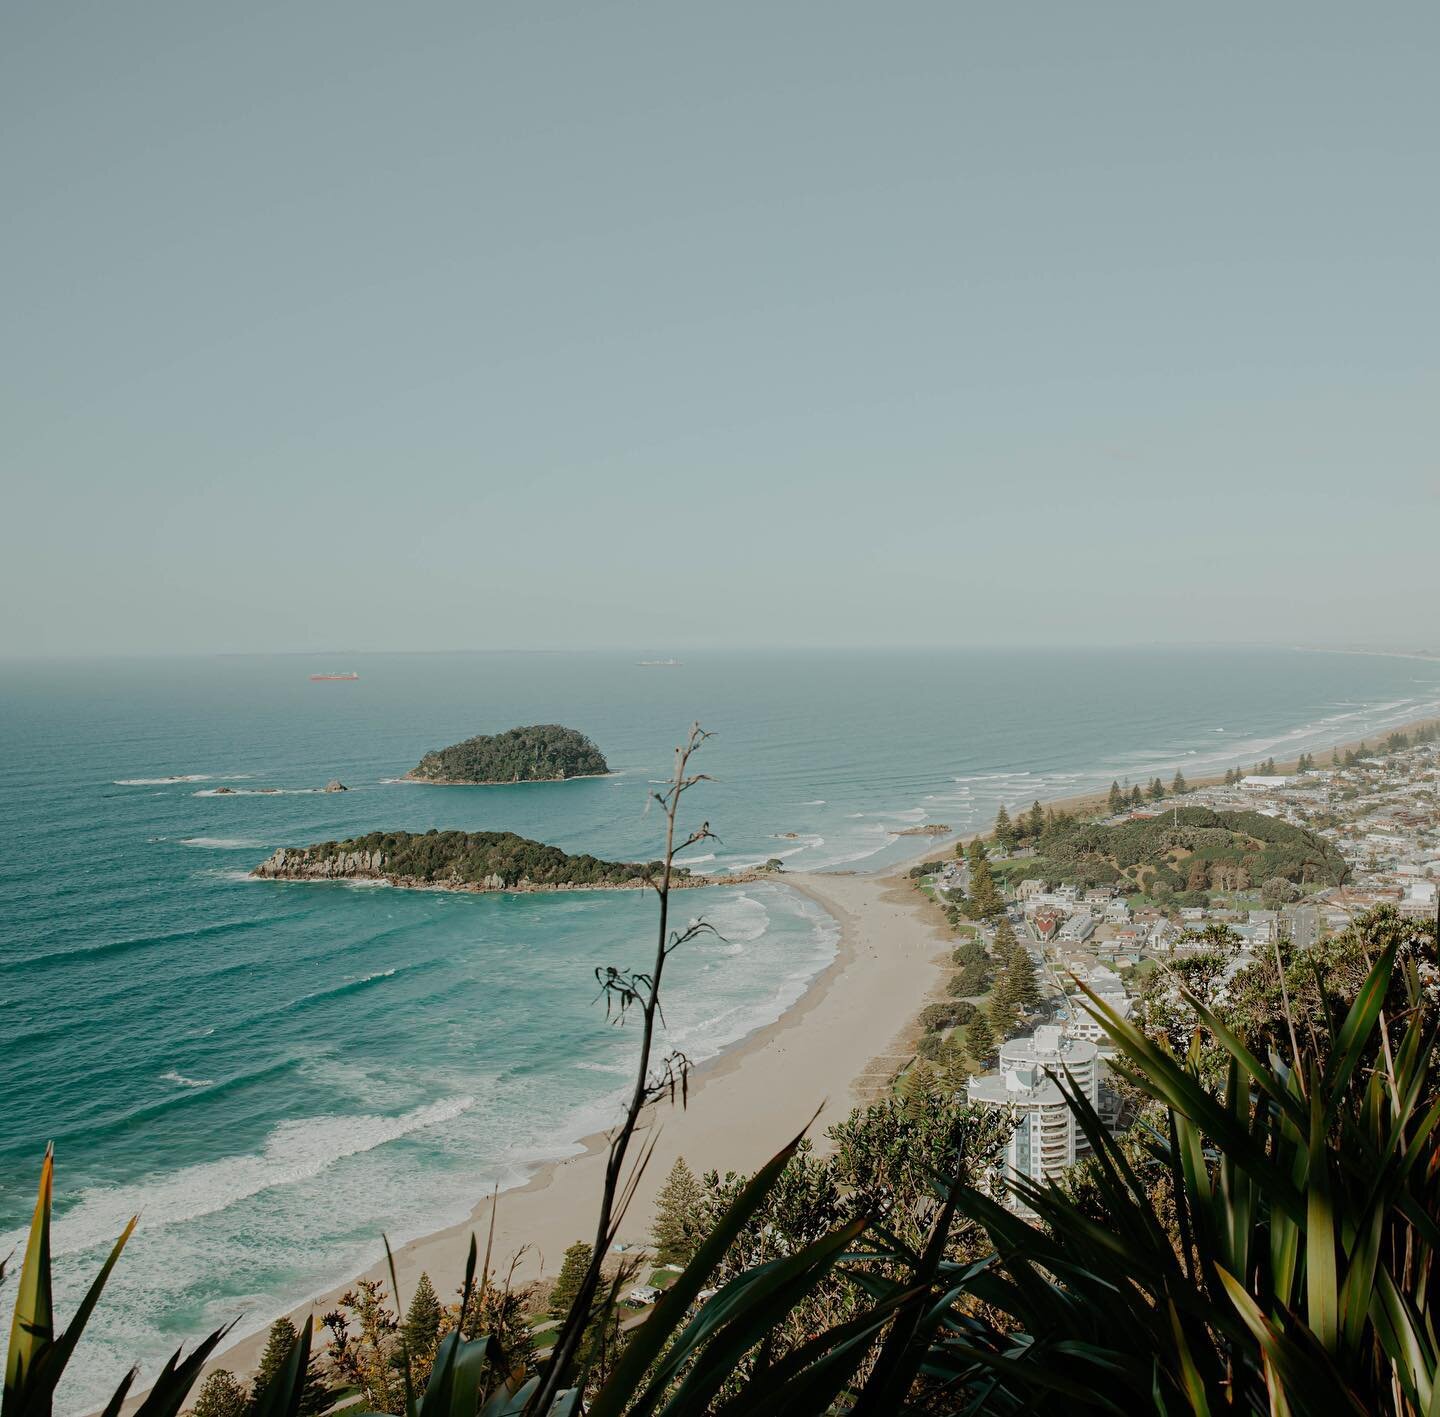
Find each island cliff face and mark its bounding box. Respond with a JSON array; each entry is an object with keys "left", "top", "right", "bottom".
[
  {"left": 405, "top": 725, "right": 608, "bottom": 785},
  {"left": 251, "top": 829, "right": 693, "bottom": 892}
]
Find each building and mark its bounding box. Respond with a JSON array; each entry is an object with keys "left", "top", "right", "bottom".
[
  {"left": 1057, "top": 910, "right": 1095, "bottom": 944},
  {"left": 968, "top": 1028, "right": 1102, "bottom": 1205},
  {"left": 1399, "top": 881, "right": 1438, "bottom": 922},
  {"left": 1065, "top": 990, "right": 1131, "bottom": 1044},
  {"left": 1280, "top": 902, "right": 1321, "bottom": 948}
]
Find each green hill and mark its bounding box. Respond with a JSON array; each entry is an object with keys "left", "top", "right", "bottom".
[{"left": 992, "top": 806, "right": 1346, "bottom": 895}]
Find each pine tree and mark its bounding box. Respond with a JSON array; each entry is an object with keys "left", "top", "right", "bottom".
[
  {"left": 1028, "top": 800, "right": 1045, "bottom": 837},
  {"left": 191, "top": 1371, "right": 249, "bottom": 1417},
  {"left": 550, "top": 1241, "right": 592, "bottom": 1321},
  {"left": 989, "top": 986, "right": 1020, "bottom": 1040},
  {"left": 1147, "top": 777, "right": 1165, "bottom": 802},
  {"left": 966, "top": 1011, "right": 995, "bottom": 1065},
  {"left": 1264, "top": 757, "right": 1277, "bottom": 775},
  {"left": 966, "top": 849, "right": 1004, "bottom": 920},
  {"left": 1129, "top": 784, "right": 1143, "bottom": 807},
  {"left": 652, "top": 1157, "right": 704, "bottom": 1264},
  {"left": 992, "top": 917, "right": 1020, "bottom": 964},
  {"left": 1004, "top": 946, "right": 1042, "bottom": 1012},
  {"left": 934, "top": 1034, "right": 971, "bottom": 1088},
  {"left": 400, "top": 1273, "right": 444, "bottom": 1372},
  {"left": 899, "top": 1060, "right": 936, "bottom": 1109},
  {"left": 253, "top": 1319, "right": 298, "bottom": 1403},
  {"left": 993, "top": 805, "right": 1014, "bottom": 852},
  {"left": 250, "top": 1317, "right": 330, "bottom": 1416},
  {"left": 1108, "top": 780, "right": 1124, "bottom": 815},
  {"left": 1172, "top": 769, "right": 1188, "bottom": 795}
]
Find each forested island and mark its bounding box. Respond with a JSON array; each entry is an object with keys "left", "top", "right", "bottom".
[
  {"left": 405, "top": 725, "right": 608, "bottom": 785},
  {"left": 251, "top": 829, "right": 695, "bottom": 892}
]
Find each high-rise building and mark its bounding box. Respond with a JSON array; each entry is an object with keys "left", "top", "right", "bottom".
[{"left": 967, "top": 1026, "right": 1101, "bottom": 1204}]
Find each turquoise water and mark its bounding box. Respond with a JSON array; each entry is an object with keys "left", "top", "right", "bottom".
[{"left": 3, "top": 647, "right": 1439, "bottom": 1408}]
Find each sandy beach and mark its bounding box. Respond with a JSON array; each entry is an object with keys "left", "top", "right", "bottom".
[
  {"left": 151, "top": 709, "right": 1440, "bottom": 1395},
  {"left": 193, "top": 864, "right": 952, "bottom": 1386}
]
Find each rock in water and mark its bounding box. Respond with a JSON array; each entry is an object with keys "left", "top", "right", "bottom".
[{"left": 324, "top": 779, "right": 348, "bottom": 792}]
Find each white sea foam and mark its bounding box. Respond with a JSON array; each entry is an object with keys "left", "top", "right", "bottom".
[
  {"left": 726, "top": 835, "right": 825, "bottom": 871},
  {"left": 161, "top": 1070, "right": 214, "bottom": 1089},
  {"left": 114, "top": 774, "right": 253, "bottom": 785},
  {"left": 6, "top": 1096, "right": 476, "bottom": 1260},
  {"left": 180, "top": 837, "right": 263, "bottom": 850},
  {"left": 707, "top": 892, "right": 771, "bottom": 943}
]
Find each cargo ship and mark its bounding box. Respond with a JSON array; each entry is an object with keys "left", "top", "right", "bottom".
[{"left": 309, "top": 672, "right": 359, "bottom": 681}]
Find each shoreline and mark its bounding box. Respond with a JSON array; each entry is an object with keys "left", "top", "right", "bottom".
[
  {"left": 248, "top": 870, "right": 765, "bottom": 892},
  {"left": 188, "top": 864, "right": 950, "bottom": 1393},
  {"left": 129, "top": 707, "right": 1440, "bottom": 1401}
]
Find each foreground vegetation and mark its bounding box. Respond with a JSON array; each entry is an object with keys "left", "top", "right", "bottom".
[
  {"left": 407, "top": 725, "right": 608, "bottom": 784},
  {"left": 6, "top": 726, "right": 1439, "bottom": 1415}
]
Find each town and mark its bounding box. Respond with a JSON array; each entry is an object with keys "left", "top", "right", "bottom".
[{"left": 911, "top": 724, "right": 1440, "bottom": 1206}]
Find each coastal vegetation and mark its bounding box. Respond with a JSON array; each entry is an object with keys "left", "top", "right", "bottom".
[
  {"left": 406, "top": 724, "right": 608, "bottom": 784},
  {"left": 252, "top": 829, "right": 678, "bottom": 890}
]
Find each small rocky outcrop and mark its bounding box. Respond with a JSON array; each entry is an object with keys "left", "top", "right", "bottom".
[{"left": 323, "top": 779, "right": 348, "bottom": 793}]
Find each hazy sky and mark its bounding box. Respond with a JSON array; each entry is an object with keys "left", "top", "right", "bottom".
[{"left": 3, "top": 4, "right": 1436, "bottom": 656}]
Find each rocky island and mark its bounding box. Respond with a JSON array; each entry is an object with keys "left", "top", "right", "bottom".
[
  {"left": 251, "top": 828, "right": 706, "bottom": 892},
  {"left": 404, "top": 724, "right": 609, "bottom": 785}
]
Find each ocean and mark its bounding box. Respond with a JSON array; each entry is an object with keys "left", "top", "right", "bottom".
[{"left": 3, "top": 646, "right": 1438, "bottom": 1409}]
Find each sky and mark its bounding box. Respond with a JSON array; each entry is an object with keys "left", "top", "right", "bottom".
[{"left": 2, "top": 3, "right": 1437, "bottom": 656}]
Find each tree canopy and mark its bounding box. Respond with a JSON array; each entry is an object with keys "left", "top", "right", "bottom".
[
  {"left": 264, "top": 829, "right": 673, "bottom": 889},
  {"left": 408, "top": 724, "right": 608, "bottom": 784}
]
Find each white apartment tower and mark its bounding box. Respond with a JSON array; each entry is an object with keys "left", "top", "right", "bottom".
[{"left": 967, "top": 1026, "right": 1101, "bottom": 1198}]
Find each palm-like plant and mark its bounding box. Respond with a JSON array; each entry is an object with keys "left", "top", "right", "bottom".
[
  {"left": 929, "top": 931, "right": 1440, "bottom": 1414},
  {"left": 2, "top": 1146, "right": 234, "bottom": 1417}
]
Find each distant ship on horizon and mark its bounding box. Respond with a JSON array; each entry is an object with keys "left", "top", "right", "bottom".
[{"left": 309, "top": 671, "right": 359, "bottom": 681}]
